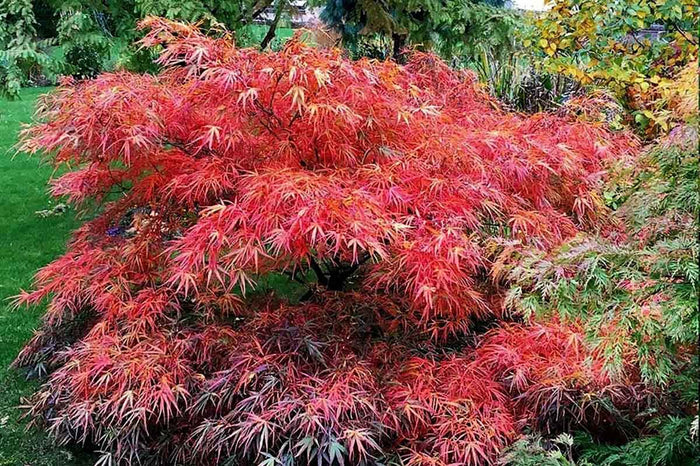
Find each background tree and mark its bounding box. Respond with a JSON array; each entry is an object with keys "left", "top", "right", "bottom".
[
  {"left": 0, "top": 0, "right": 302, "bottom": 96},
  {"left": 0, "top": 0, "right": 54, "bottom": 97},
  {"left": 311, "top": 0, "right": 517, "bottom": 61},
  {"left": 524, "top": 0, "right": 698, "bottom": 136}
]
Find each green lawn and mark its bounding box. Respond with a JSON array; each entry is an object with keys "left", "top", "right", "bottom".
[
  {"left": 0, "top": 87, "right": 93, "bottom": 465},
  {"left": 238, "top": 24, "right": 295, "bottom": 49}
]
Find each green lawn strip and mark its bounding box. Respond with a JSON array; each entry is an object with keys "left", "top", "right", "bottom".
[
  {"left": 0, "top": 87, "right": 93, "bottom": 465},
  {"left": 238, "top": 24, "right": 295, "bottom": 48}
]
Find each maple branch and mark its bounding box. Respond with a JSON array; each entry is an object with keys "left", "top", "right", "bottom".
[
  {"left": 672, "top": 23, "right": 697, "bottom": 46},
  {"left": 248, "top": 110, "right": 282, "bottom": 140},
  {"left": 254, "top": 100, "right": 284, "bottom": 128},
  {"left": 308, "top": 256, "right": 328, "bottom": 286},
  {"left": 105, "top": 165, "right": 128, "bottom": 194},
  {"left": 268, "top": 73, "right": 283, "bottom": 109},
  {"left": 162, "top": 139, "right": 195, "bottom": 157},
  {"left": 323, "top": 254, "right": 371, "bottom": 291},
  {"left": 288, "top": 111, "right": 300, "bottom": 128}
]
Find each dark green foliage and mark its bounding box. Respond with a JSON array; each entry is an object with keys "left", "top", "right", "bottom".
[
  {"left": 341, "top": 32, "right": 393, "bottom": 60},
  {"left": 0, "top": 0, "right": 54, "bottom": 97},
  {"left": 33, "top": 0, "right": 58, "bottom": 38},
  {"left": 576, "top": 416, "right": 699, "bottom": 466},
  {"left": 52, "top": 2, "right": 111, "bottom": 79},
  {"left": 115, "top": 43, "right": 161, "bottom": 74},
  {"left": 502, "top": 419, "right": 700, "bottom": 466},
  {"left": 1, "top": 0, "right": 299, "bottom": 95},
  {"left": 313, "top": 0, "right": 516, "bottom": 61},
  {"left": 133, "top": 0, "right": 244, "bottom": 30},
  {"left": 51, "top": 0, "right": 296, "bottom": 45},
  {"left": 63, "top": 41, "right": 107, "bottom": 78}
]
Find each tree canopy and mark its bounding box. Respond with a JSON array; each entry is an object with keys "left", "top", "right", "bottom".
[{"left": 11, "top": 18, "right": 653, "bottom": 466}]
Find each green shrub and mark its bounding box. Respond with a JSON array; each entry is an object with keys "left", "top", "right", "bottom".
[
  {"left": 577, "top": 416, "right": 699, "bottom": 466},
  {"left": 63, "top": 42, "right": 108, "bottom": 79},
  {"left": 115, "top": 44, "right": 160, "bottom": 74},
  {"left": 0, "top": 0, "right": 55, "bottom": 98},
  {"left": 500, "top": 434, "right": 584, "bottom": 466}
]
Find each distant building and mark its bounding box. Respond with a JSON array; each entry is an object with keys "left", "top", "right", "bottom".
[
  {"left": 507, "top": 0, "right": 549, "bottom": 11},
  {"left": 255, "top": 1, "right": 321, "bottom": 28}
]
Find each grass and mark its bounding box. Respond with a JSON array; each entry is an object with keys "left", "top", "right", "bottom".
[
  {"left": 237, "top": 24, "right": 295, "bottom": 49},
  {"left": 0, "top": 87, "right": 93, "bottom": 465}
]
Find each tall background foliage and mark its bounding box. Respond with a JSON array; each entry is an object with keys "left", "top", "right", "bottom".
[
  {"left": 0, "top": 0, "right": 54, "bottom": 97},
  {"left": 524, "top": 0, "right": 698, "bottom": 135},
  {"left": 309, "top": 0, "right": 515, "bottom": 59},
  {"left": 0, "top": 0, "right": 302, "bottom": 97}
]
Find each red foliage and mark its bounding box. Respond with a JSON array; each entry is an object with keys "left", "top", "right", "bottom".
[
  {"left": 13, "top": 17, "right": 642, "bottom": 465},
  {"left": 473, "top": 322, "right": 654, "bottom": 434},
  {"left": 386, "top": 356, "right": 515, "bottom": 465}
]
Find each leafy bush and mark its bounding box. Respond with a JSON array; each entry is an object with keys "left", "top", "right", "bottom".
[
  {"left": 0, "top": 0, "right": 55, "bottom": 98},
  {"left": 576, "top": 415, "right": 699, "bottom": 466},
  {"left": 115, "top": 43, "right": 161, "bottom": 74},
  {"left": 63, "top": 42, "right": 108, "bottom": 79},
  {"left": 500, "top": 434, "right": 582, "bottom": 466},
  {"left": 524, "top": 0, "right": 698, "bottom": 136},
  {"left": 15, "top": 17, "right": 644, "bottom": 466}
]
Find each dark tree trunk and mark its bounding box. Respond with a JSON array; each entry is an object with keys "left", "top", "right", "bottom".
[
  {"left": 391, "top": 32, "right": 407, "bottom": 62},
  {"left": 305, "top": 255, "right": 369, "bottom": 294},
  {"left": 260, "top": 0, "right": 286, "bottom": 50}
]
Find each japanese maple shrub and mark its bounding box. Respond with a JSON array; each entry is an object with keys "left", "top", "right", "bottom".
[{"left": 15, "top": 18, "right": 640, "bottom": 466}]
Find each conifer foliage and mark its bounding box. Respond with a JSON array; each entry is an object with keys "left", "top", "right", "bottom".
[{"left": 15, "top": 18, "right": 640, "bottom": 465}]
